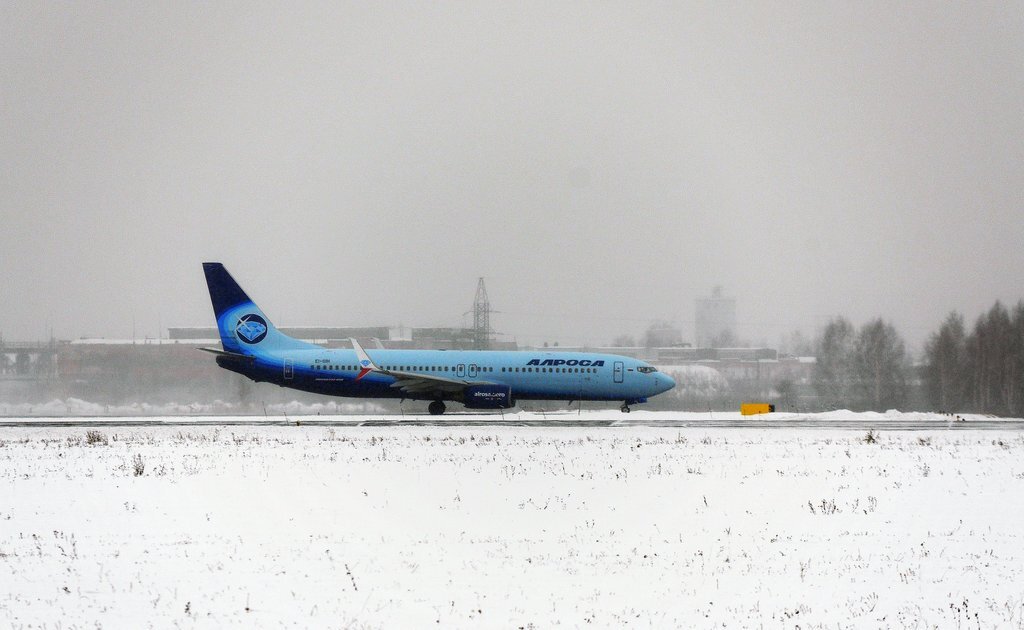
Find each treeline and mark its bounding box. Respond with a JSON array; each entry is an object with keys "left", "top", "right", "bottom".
[
  {"left": 811, "top": 301, "right": 1024, "bottom": 415},
  {"left": 924, "top": 302, "right": 1024, "bottom": 416},
  {"left": 813, "top": 318, "right": 910, "bottom": 411}
]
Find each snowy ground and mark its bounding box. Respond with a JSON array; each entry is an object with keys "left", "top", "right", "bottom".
[{"left": 2, "top": 417, "right": 1024, "bottom": 628}]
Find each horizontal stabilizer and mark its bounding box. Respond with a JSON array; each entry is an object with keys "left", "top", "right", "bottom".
[{"left": 199, "top": 347, "right": 255, "bottom": 365}]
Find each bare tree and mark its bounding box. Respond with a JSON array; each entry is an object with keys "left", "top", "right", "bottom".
[
  {"left": 967, "top": 302, "right": 1013, "bottom": 415},
  {"left": 813, "top": 317, "right": 856, "bottom": 409},
  {"left": 852, "top": 319, "right": 908, "bottom": 410},
  {"left": 1011, "top": 302, "right": 1024, "bottom": 416},
  {"left": 924, "top": 312, "right": 968, "bottom": 412},
  {"left": 963, "top": 301, "right": 1024, "bottom": 416}
]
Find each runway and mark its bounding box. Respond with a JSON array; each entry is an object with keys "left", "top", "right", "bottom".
[{"left": 0, "top": 413, "right": 1021, "bottom": 430}]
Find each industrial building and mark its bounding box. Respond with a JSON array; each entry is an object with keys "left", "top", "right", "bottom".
[{"left": 695, "top": 286, "right": 737, "bottom": 348}]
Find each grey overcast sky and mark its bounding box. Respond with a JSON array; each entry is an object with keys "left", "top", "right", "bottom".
[{"left": 1, "top": 2, "right": 1022, "bottom": 350}]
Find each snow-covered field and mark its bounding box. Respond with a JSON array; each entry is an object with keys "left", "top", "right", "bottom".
[{"left": 2, "top": 417, "right": 1024, "bottom": 628}]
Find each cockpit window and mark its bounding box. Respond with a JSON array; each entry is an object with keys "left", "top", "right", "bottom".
[{"left": 637, "top": 366, "right": 657, "bottom": 374}]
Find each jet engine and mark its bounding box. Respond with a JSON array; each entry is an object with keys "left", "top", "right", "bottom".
[{"left": 462, "top": 384, "right": 514, "bottom": 409}]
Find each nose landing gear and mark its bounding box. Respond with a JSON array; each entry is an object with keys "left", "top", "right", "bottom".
[
  {"left": 428, "top": 400, "right": 446, "bottom": 416},
  {"left": 620, "top": 403, "right": 631, "bottom": 413}
]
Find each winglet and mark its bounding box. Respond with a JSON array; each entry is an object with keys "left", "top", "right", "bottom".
[{"left": 350, "top": 338, "right": 380, "bottom": 381}]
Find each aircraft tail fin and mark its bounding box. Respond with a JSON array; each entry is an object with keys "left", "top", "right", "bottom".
[
  {"left": 203, "top": 263, "right": 254, "bottom": 320},
  {"left": 202, "top": 262, "right": 313, "bottom": 354}
]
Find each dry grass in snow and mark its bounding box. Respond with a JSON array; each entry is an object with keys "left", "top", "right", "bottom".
[{"left": 1, "top": 423, "right": 1023, "bottom": 628}]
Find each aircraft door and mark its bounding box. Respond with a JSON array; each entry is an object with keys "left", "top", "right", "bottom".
[
  {"left": 613, "top": 361, "right": 624, "bottom": 383},
  {"left": 456, "top": 364, "right": 466, "bottom": 377},
  {"left": 468, "top": 364, "right": 478, "bottom": 378},
  {"left": 284, "top": 359, "right": 294, "bottom": 380}
]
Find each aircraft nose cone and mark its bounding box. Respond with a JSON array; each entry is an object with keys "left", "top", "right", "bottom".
[{"left": 656, "top": 373, "right": 675, "bottom": 394}]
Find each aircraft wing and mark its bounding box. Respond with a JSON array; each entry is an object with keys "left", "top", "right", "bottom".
[{"left": 350, "top": 338, "right": 488, "bottom": 397}]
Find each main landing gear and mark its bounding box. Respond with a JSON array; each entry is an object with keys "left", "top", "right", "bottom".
[
  {"left": 428, "top": 400, "right": 446, "bottom": 416},
  {"left": 620, "top": 403, "right": 631, "bottom": 413}
]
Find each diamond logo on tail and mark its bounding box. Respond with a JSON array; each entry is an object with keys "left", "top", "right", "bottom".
[{"left": 235, "top": 314, "right": 268, "bottom": 344}]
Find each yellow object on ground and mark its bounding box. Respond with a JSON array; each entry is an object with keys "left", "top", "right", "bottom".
[{"left": 741, "top": 403, "right": 775, "bottom": 415}]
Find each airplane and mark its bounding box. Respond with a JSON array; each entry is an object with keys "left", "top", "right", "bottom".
[{"left": 200, "top": 262, "right": 675, "bottom": 415}]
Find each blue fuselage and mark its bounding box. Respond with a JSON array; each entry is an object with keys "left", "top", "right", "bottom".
[{"left": 220, "top": 348, "right": 674, "bottom": 404}]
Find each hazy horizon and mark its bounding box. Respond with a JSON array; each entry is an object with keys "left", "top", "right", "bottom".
[{"left": 3, "top": 3, "right": 1022, "bottom": 351}]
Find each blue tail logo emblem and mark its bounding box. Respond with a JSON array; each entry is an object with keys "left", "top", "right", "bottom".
[{"left": 235, "top": 314, "right": 268, "bottom": 344}]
